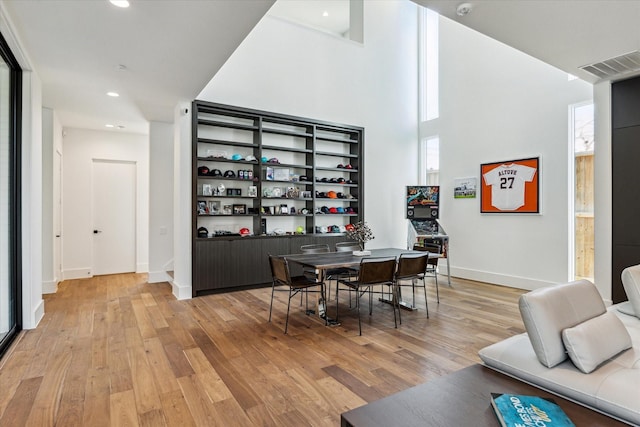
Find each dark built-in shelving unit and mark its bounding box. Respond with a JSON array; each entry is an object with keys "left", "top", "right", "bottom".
[{"left": 192, "top": 101, "right": 364, "bottom": 296}]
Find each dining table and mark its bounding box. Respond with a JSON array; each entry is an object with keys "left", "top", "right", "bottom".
[{"left": 284, "top": 247, "right": 439, "bottom": 313}]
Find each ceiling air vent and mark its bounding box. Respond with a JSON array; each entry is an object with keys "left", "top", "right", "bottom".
[{"left": 580, "top": 51, "right": 640, "bottom": 80}]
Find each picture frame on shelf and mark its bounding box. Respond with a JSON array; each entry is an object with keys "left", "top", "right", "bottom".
[
  {"left": 266, "top": 167, "right": 274, "bottom": 181},
  {"left": 274, "top": 168, "right": 290, "bottom": 181},
  {"left": 202, "top": 184, "right": 212, "bottom": 196},
  {"left": 248, "top": 185, "right": 257, "bottom": 197},
  {"left": 197, "top": 201, "right": 208, "bottom": 215},
  {"left": 222, "top": 204, "right": 232, "bottom": 215},
  {"left": 208, "top": 201, "right": 220, "bottom": 215},
  {"left": 233, "top": 204, "right": 246, "bottom": 215},
  {"left": 279, "top": 204, "right": 289, "bottom": 215}
]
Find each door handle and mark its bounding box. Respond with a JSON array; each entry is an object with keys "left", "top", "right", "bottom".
[{"left": 93, "top": 229, "right": 102, "bottom": 234}]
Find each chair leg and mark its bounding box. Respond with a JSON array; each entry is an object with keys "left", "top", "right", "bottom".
[
  {"left": 412, "top": 278, "right": 416, "bottom": 308},
  {"left": 335, "top": 283, "right": 340, "bottom": 322},
  {"left": 357, "top": 286, "right": 362, "bottom": 336},
  {"left": 285, "top": 287, "right": 293, "bottom": 334},
  {"left": 435, "top": 271, "right": 440, "bottom": 303},
  {"left": 395, "top": 282, "right": 402, "bottom": 326},
  {"left": 269, "top": 280, "right": 276, "bottom": 322},
  {"left": 422, "top": 277, "right": 429, "bottom": 318}
]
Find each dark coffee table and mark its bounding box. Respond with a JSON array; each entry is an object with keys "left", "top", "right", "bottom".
[{"left": 341, "top": 364, "right": 627, "bottom": 427}]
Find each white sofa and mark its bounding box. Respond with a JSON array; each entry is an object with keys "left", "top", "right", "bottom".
[{"left": 479, "top": 267, "right": 640, "bottom": 426}]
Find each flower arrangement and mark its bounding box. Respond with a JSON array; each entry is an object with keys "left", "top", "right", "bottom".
[{"left": 346, "top": 221, "right": 375, "bottom": 251}]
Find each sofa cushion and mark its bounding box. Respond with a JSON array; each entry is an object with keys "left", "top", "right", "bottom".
[
  {"left": 519, "top": 279, "right": 605, "bottom": 368},
  {"left": 621, "top": 264, "right": 640, "bottom": 318},
  {"left": 562, "top": 311, "right": 632, "bottom": 373}
]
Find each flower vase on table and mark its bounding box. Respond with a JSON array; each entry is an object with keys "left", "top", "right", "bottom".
[{"left": 346, "top": 221, "right": 374, "bottom": 256}]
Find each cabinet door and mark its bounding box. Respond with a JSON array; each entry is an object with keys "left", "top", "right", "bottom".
[{"left": 194, "top": 239, "right": 231, "bottom": 293}]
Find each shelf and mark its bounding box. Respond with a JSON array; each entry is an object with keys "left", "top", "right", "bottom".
[
  {"left": 261, "top": 145, "right": 313, "bottom": 154},
  {"left": 197, "top": 118, "right": 258, "bottom": 132},
  {"left": 315, "top": 151, "right": 358, "bottom": 159},
  {"left": 262, "top": 128, "right": 313, "bottom": 138},
  {"left": 260, "top": 214, "right": 313, "bottom": 217},
  {"left": 263, "top": 179, "right": 313, "bottom": 185},
  {"left": 315, "top": 135, "right": 358, "bottom": 144},
  {"left": 261, "top": 162, "right": 313, "bottom": 170},
  {"left": 197, "top": 176, "right": 259, "bottom": 183},
  {"left": 196, "top": 138, "right": 257, "bottom": 148},
  {"left": 197, "top": 214, "right": 259, "bottom": 217},
  {"left": 314, "top": 182, "right": 358, "bottom": 187},
  {"left": 314, "top": 198, "right": 358, "bottom": 202},
  {"left": 197, "top": 195, "right": 258, "bottom": 200},
  {"left": 197, "top": 157, "right": 259, "bottom": 165},
  {"left": 316, "top": 166, "right": 358, "bottom": 173},
  {"left": 262, "top": 197, "right": 313, "bottom": 201}
]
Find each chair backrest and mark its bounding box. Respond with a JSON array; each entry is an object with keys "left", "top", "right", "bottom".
[
  {"left": 269, "top": 255, "right": 291, "bottom": 285},
  {"left": 300, "top": 244, "right": 330, "bottom": 254},
  {"left": 335, "top": 241, "right": 361, "bottom": 252},
  {"left": 358, "top": 257, "right": 397, "bottom": 285},
  {"left": 413, "top": 243, "right": 440, "bottom": 266},
  {"left": 413, "top": 243, "right": 441, "bottom": 254},
  {"left": 396, "top": 253, "right": 429, "bottom": 279}
]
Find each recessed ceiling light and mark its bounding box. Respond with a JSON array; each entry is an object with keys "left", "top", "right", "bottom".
[
  {"left": 110, "top": 0, "right": 130, "bottom": 8},
  {"left": 117, "top": 125, "right": 125, "bottom": 129},
  {"left": 322, "top": 11, "right": 329, "bottom": 17},
  {"left": 107, "top": 92, "right": 119, "bottom": 97},
  {"left": 105, "top": 124, "right": 115, "bottom": 128}
]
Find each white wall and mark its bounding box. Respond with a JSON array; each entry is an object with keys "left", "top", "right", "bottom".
[
  {"left": 431, "top": 17, "right": 593, "bottom": 292},
  {"left": 41, "top": 107, "right": 62, "bottom": 294},
  {"left": 148, "top": 121, "right": 174, "bottom": 283},
  {"left": 62, "top": 128, "right": 149, "bottom": 279},
  {"left": 197, "top": 1, "right": 420, "bottom": 251}
]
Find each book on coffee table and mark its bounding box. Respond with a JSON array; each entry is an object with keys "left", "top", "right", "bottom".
[{"left": 490, "top": 393, "right": 576, "bottom": 427}]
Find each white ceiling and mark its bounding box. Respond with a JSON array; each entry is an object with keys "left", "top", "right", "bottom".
[
  {"left": 2, "top": 0, "right": 275, "bottom": 134},
  {"left": 269, "top": 0, "right": 349, "bottom": 37},
  {"left": 3, "top": 0, "right": 639, "bottom": 135},
  {"left": 413, "top": 0, "right": 640, "bottom": 84}
]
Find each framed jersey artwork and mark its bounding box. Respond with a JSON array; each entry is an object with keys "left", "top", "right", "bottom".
[{"left": 480, "top": 157, "right": 539, "bottom": 213}]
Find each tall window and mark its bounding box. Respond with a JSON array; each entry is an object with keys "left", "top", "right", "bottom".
[
  {"left": 420, "top": 136, "right": 440, "bottom": 185},
  {"left": 420, "top": 8, "right": 439, "bottom": 121},
  {"left": 570, "top": 102, "right": 594, "bottom": 281},
  {"left": 0, "top": 31, "right": 22, "bottom": 359}
]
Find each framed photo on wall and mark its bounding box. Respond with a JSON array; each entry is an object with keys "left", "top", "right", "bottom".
[{"left": 480, "top": 157, "right": 540, "bottom": 213}]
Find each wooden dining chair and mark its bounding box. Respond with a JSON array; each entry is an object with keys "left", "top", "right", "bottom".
[
  {"left": 413, "top": 243, "right": 441, "bottom": 303},
  {"left": 268, "top": 255, "right": 325, "bottom": 334},
  {"left": 336, "top": 257, "right": 398, "bottom": 335},
  {"left": 395, "top": 252, "right": 430, "bottom": 318}
]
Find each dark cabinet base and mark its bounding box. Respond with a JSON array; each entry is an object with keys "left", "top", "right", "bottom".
[{"left": 193, "top": 235, "right": 348, "bottom": 296}]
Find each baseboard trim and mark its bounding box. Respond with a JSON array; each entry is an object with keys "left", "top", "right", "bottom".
[
  {"left": 63, "top": 268, "right": 92, "bottom": 280},
  {"left": 450, "top": 266, "right": 557, "bottom": 291},
  {"left": 136, "top": 262, "right": 149, "bottom": 274},
  {"left": 148, "top": 271, "right": 171, "bottom": 284},
  {"left": 25, "top": 298, "right": 45, "bottom": 330},
  {"left": 42, "top": 279, "right": 58, "bottom": 294},
  {"left": 171, "top": 279, "right": 192, "bottom": 300}
]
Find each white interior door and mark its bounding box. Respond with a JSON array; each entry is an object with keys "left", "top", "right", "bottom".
[{"left": 92, "top": 160, "right": 136, "bottom": 275}]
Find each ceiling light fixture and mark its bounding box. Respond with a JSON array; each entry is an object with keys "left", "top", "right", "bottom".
[
  {"left": 110, "top": 0, "right": 130, "bottom": 8},
  {"left": 105, "top": 124, "right": 115, "bottom": 128},
  {"left": 456, "top": 3, "right": 473, "bottom": 16},
  {"left": 107, "top": 91, "right": 119, "bottom": 97},
  {"left": 322, "top": 11, "right": 329, "bottom": 17}
]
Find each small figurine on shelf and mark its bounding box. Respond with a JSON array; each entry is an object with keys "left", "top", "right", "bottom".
[{"left": 345, "top": 221, "right": 374, "bottom": 255}]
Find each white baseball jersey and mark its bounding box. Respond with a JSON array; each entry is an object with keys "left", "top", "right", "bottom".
[{"left": 483, "top": 163, "right": 536, "bottom": 211}]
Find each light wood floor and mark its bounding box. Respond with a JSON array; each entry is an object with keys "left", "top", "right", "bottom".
[{"left": 0, "top": 273, "right": 526, "bottom": 426}]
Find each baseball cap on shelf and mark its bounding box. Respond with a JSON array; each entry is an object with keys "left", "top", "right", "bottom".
[
  {"left": 337, "top": 177, "right": 346, "bottom": 183},
  {"left": 337, "top": 164, "right": 344, "bottom": 168},
  {"left": 329, "top": 178, "right": 338, "bottom": 183},
  {"left": 330, "top": 225, "right": 340, "bottom": 233},
  {"left": 273, "top": 228, "right": 285, "bottom": 235},
  {"left": 336, "top": 207, "right": 345, "bottom": 213},
  {"left": 320, "top": 226, "right": 328, "bottom": 233},
  {"left": 327, "top": 191, "right": 338, "bottom": 199},
  {"left": 321, "top": 177, "right": 329, "bottom": 182},
  {"left": 346, "top": 207, "right": 355, "bottom": 214},
  {"left": 198, "top": 166, "right": 209, "bottom": 176},
  {"left": 336, "top": 192, "right": 344, "bottom": 199},
  {"left": 231, "top": 154, "right": 243, "bottom": 161},
  {"left": 239, "top": 227, "right": 250, "bottom": 236},
  {"left": 299, "top": 175, "right": 309, "bottom": 181},
  {"left": 329, "top": 207, "right": 338, "bottom": 214},
  {"left": 261, "top": 156, "right": 269, "bottom": 163},
  {"left": 345, "top": 223, "right": 355, "bottom": 231},
  {"left": 245, "top": 155, "right": 257, "bottom": 162},
  {"left": 209, "top": 169, "right": 222, "bottom": 177},
  {"left": 321, "top": 206, "right": 330, "bottom": 214},
  {"left": 268, "top": 158, "right": 280, "bottom": 164},
  {"left": 223, "top": 170, "right": 236, "bottom": 178},
  {"left": 344, "top": 164, "right": 353, "bottom": 169},
  {"left": 339, "top": 225, "right": 347, "bottom": 233},
  {"left": 197, "top": 227, "right": 209, "bottom": 238}
]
